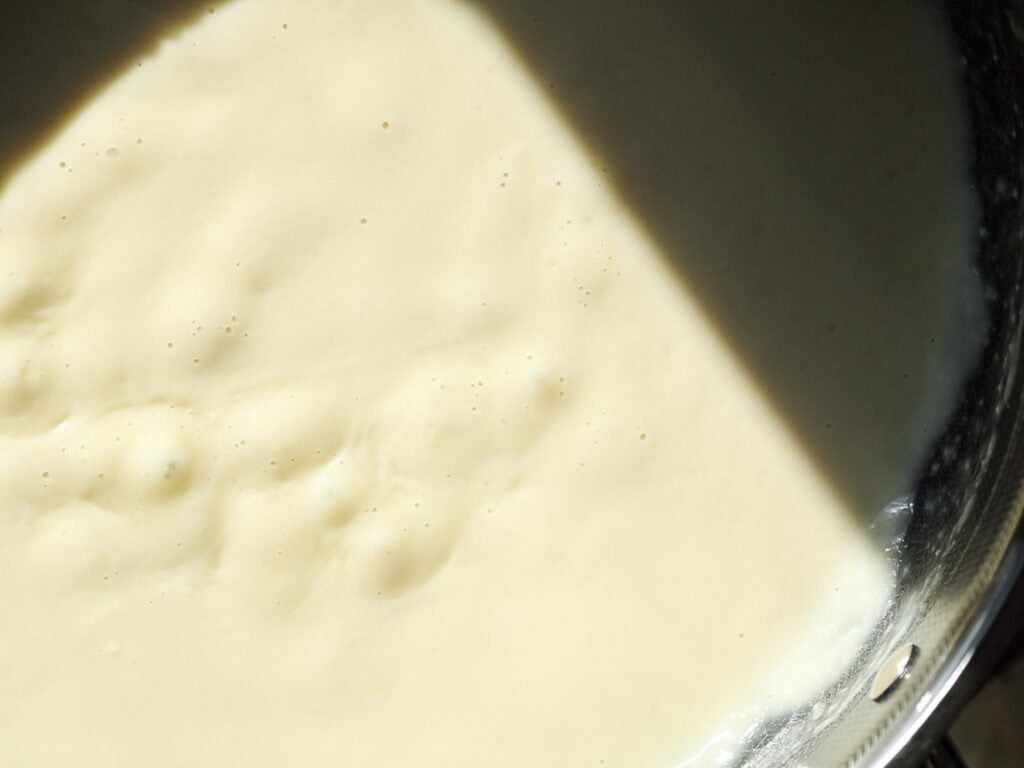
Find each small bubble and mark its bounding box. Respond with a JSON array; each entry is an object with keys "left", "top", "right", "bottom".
[
  {"left": 167, "top": 341, "right": 174, "bottom": 348},
  {"left": 106, "top": 147, "right": 118, "bottom": 157},
  {"left": 192, "top": 358, "right": 200, "bottom": 365},
  {"left": 640, "top": 433, "right": 648, "bottom": 441},
  {"left": 42, "top": 471, "right": 50, "bottom": 478},
  {"left": 282, "top": 22, "right": 288, "bottom": 29},
  {"left": 136, "top": 138, "right": 143, "bottom": 145},
  {"left": 58, "top": 161, "right": 66, "bottom": 168},
  {"left": 381, "top": 121, "right": 390, "bottom": 129},
  {"left": 224, "top": 326, "right": 233, "bottom": 334},
  {"left": 360, "top": 217, "right": 368, "bottom": 224}
]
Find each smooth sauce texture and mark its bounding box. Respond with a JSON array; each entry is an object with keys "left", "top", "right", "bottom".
[{"left": 0, "top": 1, "right": 975, "bottom": 766}]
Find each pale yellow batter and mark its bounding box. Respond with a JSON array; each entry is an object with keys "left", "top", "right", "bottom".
[{"left": 0, "top": 1, "right": 975, "bottom": 766}]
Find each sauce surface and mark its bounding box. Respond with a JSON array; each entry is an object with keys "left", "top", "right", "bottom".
[{"left": 0, "top": 1, "right": 977, "bottom": 766}]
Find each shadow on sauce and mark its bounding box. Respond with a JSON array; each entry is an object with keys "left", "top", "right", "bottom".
[
  {"left": 0, "top": 0, "right": 211, "bottom": 184},
  {"left": 0, "top": 0, "right": 985, "bottom": 527},
  {"left": 465, "top": 0, "right": 988, "bottom": 524}
]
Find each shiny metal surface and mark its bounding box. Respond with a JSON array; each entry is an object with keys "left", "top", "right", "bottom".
[
  {"left": 870, "top": 645, "right": 920, "bottom": 703},
  {"left": 738, "top": 2, "right": 1024, "bottom": 765}
]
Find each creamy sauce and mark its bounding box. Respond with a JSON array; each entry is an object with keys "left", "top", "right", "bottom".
[{"left": 0, "top": 1, "right": 976, "bottom": 766}]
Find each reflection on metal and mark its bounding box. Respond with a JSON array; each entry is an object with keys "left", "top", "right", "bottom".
[{"left": 870, "top": 643, "right": 920, "bottom": 702}]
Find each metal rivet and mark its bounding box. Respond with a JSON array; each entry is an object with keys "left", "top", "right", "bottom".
[{"left": 870, "top": 643, "right": 919, "bottom": 702}]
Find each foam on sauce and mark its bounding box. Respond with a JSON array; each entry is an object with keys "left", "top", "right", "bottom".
[{"left": 0, "top": 1, "right": 978, "bottom": 766}]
